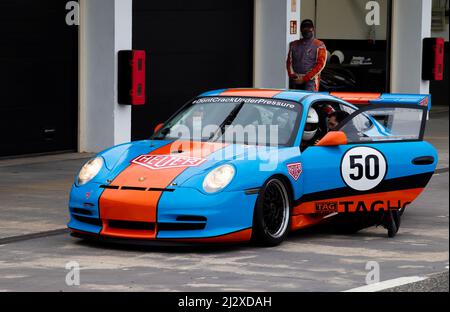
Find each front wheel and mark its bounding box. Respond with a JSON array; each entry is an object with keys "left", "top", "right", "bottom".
[{"left": 252, "top": 178, "right": 291, "bottom": 246}]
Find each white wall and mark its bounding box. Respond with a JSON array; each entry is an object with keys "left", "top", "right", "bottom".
[
  {"left": 79, "top": 0, "right": 132, "bottom": 153},
  {"left": 254, "top": 0, "right": 301, "bottom": 88},
  {"left": 391, "top": 0, "right": 432, "bottom": 94},
  {"left": 301, "top": 0, "right": 389, "bottom": 40}
]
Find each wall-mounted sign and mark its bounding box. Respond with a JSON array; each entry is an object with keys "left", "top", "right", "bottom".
[
  {"left": 118, "top": 50, "right": 146, "bottom": 105},
  {"left": 290, "top": 20, "right": 297, "bottom": 35}
]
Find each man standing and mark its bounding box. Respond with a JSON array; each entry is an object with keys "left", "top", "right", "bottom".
[{"left": 286, "top": 19, "right": 327, "bottom": 91}]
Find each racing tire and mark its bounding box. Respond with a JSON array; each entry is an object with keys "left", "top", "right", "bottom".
[{"left": 252, "top": 177, "right": 291, "bottom": 247}]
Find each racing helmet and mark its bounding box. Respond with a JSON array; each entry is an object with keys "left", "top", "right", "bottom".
[
  {"left": 303, "top": 108, "right": 319, "bottom": 141},
  {"left": 330, "top": 50, "right": 345, "bottom": 64}
]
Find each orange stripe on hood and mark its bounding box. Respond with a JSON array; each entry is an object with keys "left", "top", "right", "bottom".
[{"left": 99, "top": 141, "right": 226, "bottom": 239}]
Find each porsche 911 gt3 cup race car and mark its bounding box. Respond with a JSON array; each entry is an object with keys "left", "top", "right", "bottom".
[{"left": 68, "top": 89, "right": 437, "bottom": 246}]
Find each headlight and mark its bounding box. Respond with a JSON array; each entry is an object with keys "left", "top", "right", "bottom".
[
  {"left": 203, "top": 164, "right": 235, "bottom": 193},
  {"left": 77, "top": 157, "right": 104, "bottom": 186}
]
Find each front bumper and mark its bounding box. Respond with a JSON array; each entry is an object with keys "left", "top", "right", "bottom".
[
  {"left": 69, "top": 228, "right": 253, "bottom": 246},
  {"left": 67, "top": 185, "right": 257, "bottom": 243}
]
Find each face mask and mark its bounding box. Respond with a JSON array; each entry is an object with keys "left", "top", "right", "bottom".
[{"left": 302, "top": 30, "right": 314, "bottom": 40}]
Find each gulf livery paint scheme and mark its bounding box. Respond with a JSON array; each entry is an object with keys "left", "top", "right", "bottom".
[{"left": 68, "top": 89, "right": 437, "bottom": 246}]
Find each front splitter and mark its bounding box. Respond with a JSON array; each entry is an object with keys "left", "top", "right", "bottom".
[{"left": 69, "top": 228, "right": 252, "bottom": 247}]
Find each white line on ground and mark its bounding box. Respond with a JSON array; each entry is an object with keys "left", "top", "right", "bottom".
[{"left": 343, "top": 276, "right": 428, "bottom": 292}]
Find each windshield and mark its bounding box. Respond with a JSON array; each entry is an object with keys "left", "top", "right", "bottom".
[{"left": 151, "top": 97, "right": 302, "bottom": 146}]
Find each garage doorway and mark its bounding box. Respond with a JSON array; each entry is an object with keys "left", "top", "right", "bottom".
[
  {"left": 300, "top": 0, "right": 392, "bottom": 93},
  {"left": 132, "top": 0, "right": 254, "bottom": 140},
  {"left": 0, "top": 1, "right": 78, "bottom": 157}
]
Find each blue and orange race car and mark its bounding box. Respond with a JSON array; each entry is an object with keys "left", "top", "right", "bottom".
[{"left": 68, "top": 89, "right": 438, "bottom": 246}]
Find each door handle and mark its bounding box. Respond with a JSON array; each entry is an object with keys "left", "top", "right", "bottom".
[{"left": 412, "top": 156, "right": 435, "bottom": 165}]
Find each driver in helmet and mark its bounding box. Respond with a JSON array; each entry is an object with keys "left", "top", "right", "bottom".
[
  {"left": 313, "top": 110, "right": 350, "bottom": 145},
  {"left": 301, "top": 108, "right": 320, "bottom": 151}
]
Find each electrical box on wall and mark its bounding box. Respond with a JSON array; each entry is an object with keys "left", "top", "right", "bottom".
[
  {"left": 118, "top": 50, "right": 146, "bottom": 105},
  {"left": 422, "top": 38, "right": 445, "bottom": 81}
]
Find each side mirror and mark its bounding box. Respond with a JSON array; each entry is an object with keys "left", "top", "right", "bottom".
[
  {"left": 154, "top": 123, "right": 164, "bottom": 134},
  {"left": 316, "top": 131, "right": 347, "bottom": 147}
]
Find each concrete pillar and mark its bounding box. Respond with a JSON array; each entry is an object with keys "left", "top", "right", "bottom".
[
  {"left": 254, "top": 0, "right": 301, "bottom": 88},
  {"left": 391, "top": 0, "right": 432, "bottom": 94},
  {"left": 79, "top": 0, "right": 132, "bottom": 153}
]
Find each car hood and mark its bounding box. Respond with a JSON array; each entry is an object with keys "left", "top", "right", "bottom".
[{"left": 96, "top": 140, "right": 297, "bottom": 192}]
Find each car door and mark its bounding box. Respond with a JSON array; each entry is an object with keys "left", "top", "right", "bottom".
[{"left": 294, "top": 104, "right": 438, "bottom": 217}]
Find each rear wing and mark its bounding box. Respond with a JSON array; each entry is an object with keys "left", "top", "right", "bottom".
[{"left": 329, "top": 92, "right": 431, "bottom": 111}]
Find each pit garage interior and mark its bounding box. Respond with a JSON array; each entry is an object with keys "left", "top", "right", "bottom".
[
  {"left": 0, "top": 0, "right": 447, "bottom": 157},
  {"left": 0, "top": 1, "right": 78, "bottom": 157},
  {"left": 131, "top": 0, "right": 254, "bottom": 140}
]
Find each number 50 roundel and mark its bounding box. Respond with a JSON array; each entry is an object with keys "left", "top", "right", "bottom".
[{"left": 341, "top": 147, "right": 387, "bottom": 191}]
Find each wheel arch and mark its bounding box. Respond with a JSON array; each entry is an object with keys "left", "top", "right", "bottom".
[{"left": 263, "top": 174, "right": 295, "bottom": 206}]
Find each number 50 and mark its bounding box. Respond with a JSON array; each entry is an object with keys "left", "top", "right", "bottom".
[
  {"left": 341, "top": 147, "right": 387, "bottom": 191},
  {"left": 349, "top": 154, "right": 380, "bottom": 180}
]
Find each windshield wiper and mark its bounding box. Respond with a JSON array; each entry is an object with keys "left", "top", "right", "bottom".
[{"left": 208, "top": 101, "right": 245, "bottom": 142}]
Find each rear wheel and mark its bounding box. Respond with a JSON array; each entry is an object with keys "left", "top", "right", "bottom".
[{"left": 252, "top": 178, "right": 291, "bottom": 246}]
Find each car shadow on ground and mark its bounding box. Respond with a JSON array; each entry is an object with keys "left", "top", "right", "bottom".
[
  {"left": 73, "top": 237, "right": 250, "bottom": 254},
  {"left": 70, "top": 221, "right": 390, "bottom": 254},
  {"left": 287, "top": 223, "right": 390, "bottom": 240}
]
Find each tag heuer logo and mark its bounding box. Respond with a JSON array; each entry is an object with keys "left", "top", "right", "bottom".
[
  {"left": 131, "top": 155, "right": 206, "bottom": 170},
  {"left": 287, "top": 162, "right": 302, "bottom": 181},
  {"left": 315, "top": 202, "right": 338, "bottom": 213}
]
